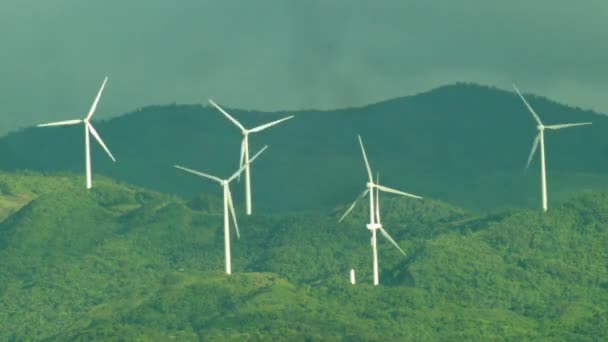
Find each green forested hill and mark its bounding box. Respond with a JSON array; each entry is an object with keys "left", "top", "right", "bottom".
[
  {"left": 1, "top": 83, "right": 607, "bottom": 214},
  {"left": 0, "top": 173, "right": 606, "bottom": 340}
]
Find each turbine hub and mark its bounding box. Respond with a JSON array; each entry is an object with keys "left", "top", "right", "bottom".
[
  {"left": 366, "top": 182, "right": 375, "bottom": 188},
  {"left": 538, "top": 124, "right": 544, "bottom": 131}
]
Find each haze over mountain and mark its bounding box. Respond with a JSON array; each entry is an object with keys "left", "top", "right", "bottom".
[
  {"left": 1, "top": 83, "right": 605, "bottom": 213},
  {"left": 3, "top": 1, "right": 608, "bottom": 134}
]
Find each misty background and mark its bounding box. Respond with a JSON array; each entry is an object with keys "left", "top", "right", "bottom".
[{"left": 1, "top": 0, "right": 606, "bottom": 135}]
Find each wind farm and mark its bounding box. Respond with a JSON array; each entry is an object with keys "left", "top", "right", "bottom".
[
  {"left": 0, "top": 83, "right": 607, "bottom": 340},
  {"left": 1, "top": 2, "right": 607, "bottom": 338}
]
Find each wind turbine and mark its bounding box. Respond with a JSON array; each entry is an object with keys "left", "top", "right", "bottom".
[
  {"left": 174, "top": 145, "right": 268, "bottom": 275},
  {"left": 208, "top": 99, "right": 293, "bottom": 216},
  {"left": 513, "top": 85, "right": 592, "bottom": 212},
  {"left": 37, "top": 77, "right": 116, "bottom": 189},
  {"left": 339, "top": 135, "right": 421, "bottom": 286}
]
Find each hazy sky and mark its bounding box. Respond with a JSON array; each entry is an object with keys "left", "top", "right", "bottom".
[{"left": 1, "top": 1, "right": 607, "bottom": 134}]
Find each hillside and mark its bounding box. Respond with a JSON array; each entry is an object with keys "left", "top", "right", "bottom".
[
  {"left": 0, "top": 173, "right": 606, "bottom": 340},
  {"left": 1, "top": 83, "right": 607, "bottom": 214}
]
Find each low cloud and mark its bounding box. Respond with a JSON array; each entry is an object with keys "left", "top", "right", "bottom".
[{"left": 0, "top": 0, "right": 606, "bottom": 134}]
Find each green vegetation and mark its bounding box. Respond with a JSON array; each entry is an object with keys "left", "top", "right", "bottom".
[
  {"left": 0, "top": 172, "right": 606, "bottom": 340},
  {"left": 1, "top": 83, "right": 608, "bottom": 214}
]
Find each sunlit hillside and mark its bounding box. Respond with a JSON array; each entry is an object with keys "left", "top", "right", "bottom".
[{"left": 0, "top": 173, "right": 606, "bottom": 340}]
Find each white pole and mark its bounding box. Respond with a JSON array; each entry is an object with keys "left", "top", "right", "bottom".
[
  {"left": 372, "top": 228, "right": 379, "bottom": 286},
  {"left": 224, "top": 185, "right": 231, "bottom": 274},
  {"left": 350, "top": 269, "right": 356, "bottom": 285},
  {"left": 369, "top": 185, "right": 375, "bottom": 224},
  {"left": 540, "top": 130, "right": 548, "bottom": 212},
  {"left": 85, "top": 123, "right": 92, "bottom": 189},
  {"left": 245, "top": 135, "right": 252, "bottom": 215}
]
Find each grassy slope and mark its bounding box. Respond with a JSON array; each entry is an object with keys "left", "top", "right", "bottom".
[{"left": 0, "top": 173, "right": 606, "bottom": 340}]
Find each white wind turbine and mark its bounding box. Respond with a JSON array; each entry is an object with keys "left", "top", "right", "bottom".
[
  {"left": 174, "top": 145, "right": 268, "bottom": 275},
  {"left": 339, "top": 135, "right": 421, "bottom": 286},
  {"left": 37, "top": 77, "right": 116, "bottom": 189},
  {"left": 513, "top": 85, "right": 592, "bottom": 212},
  {"left": 208, "top": 99, "right": 293, "bottom": 216}
]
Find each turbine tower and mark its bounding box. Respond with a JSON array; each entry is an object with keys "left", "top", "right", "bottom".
[
  {"left": 209, "top": 99, "right": 293, "bottom": 216},
  {"left": 174, "top": 146, "right": 268, "bottom": 275},
  {"left": 37, "top": 77, "right": 116, "bottom": 189},
  {"left": 513, "top": 85, "right": 592, "bottom": 212},
  {"left": 339, "top": 135, "right": 421, "bottom": 286}
]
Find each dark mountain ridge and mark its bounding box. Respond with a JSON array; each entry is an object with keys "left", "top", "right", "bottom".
[{"left": 1, "top": 83, "right": 606, "bottom": 213}]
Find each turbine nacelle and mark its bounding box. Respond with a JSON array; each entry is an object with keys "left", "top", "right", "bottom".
[
  {"left": 208, "top": 99, "right": 294, "bottom": 137},
  {"left": 537, "top": 124, "right": 545, "bottom": 131},
  {"left": 366, "top": 223, "right": 381, "bottom": 230}
]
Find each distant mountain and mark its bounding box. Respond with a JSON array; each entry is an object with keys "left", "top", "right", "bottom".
[
  {"left": 0, "top": 173, "right": 606, "bottom": 340},
  {"left": 1, "top": 83, "right": 607, "bottom": 213}
]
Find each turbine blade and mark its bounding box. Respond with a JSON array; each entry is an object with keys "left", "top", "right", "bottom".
[
  {"left": 338, "top": 188, "right": 369, "bottom": 223},
  {"left": 376, "top": 184, "right": 422, "bottom": 199},
  {"left": 86, "top": 77, "right": 108, "bottom": 120},
  {"left": 174, "top": 165, "right": 223, "bottom": 184},
  {"left": 357, "top": 135, "right": 373, "bottom": 182},
  {"left": 228, "top": 145, "right": 268, "bottom": 182},
  {"left": 208, "top": 99, "right": 245, "bottom": 131},
  {"left": 227, "top": 188, "right": 240, "bottom": 239},
  {"left": 37, "top": 119, "right": 83, "bottom": 127},
  {"left": 229, "top": 164, "right": 248, "bottom": 184},
  {"left": 249, "top": 145, "right": 269, "bottom": 164},
  {"left": 526, "top": 133, "right": 540, "bottom": 169},
  {"left": 379, "top": 227, "right": 407, "bottom": 256},
  {"left": 513, "top": 84, "right": 543, "bottom": 126},
  {"left": 248, "top": 115, "right": 294, "bottom": 133},
  {"left": 545, "top": 122, "right": 592, "bottom": 130},
  {"left": 87, "top": 122, "right": 116, "bottom": 162}
]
